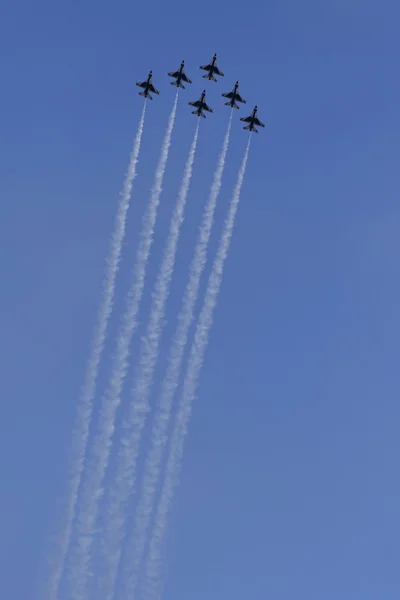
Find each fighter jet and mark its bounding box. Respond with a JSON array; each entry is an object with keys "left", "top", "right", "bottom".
[
  {"left": 136, "top": 71, "right": 160, "bottom": 100},
  {"left": 188, "top": 90, "right": 213, "bottom": 118},
  {"left": 200, "top": 53, "right": 224, "bottom": 82},
  {"left": 221, "top": 81, "right": 246, "bottom": 109},
  {"left": 168, "top": 61, "right": 192, "bottom": 89},
  {"left": 240, "top": 105, "right": 265, "bottom": 133}
]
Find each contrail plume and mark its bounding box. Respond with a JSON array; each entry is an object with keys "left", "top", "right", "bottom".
[
  {"left": 142, "top": 136, "right": 251, "bottom": 600},
  {"left": 67, "top": 95, "right": 178, "bottom": 600},
  {"left": 45, "top": 102, "right": 146, "bottom": 600},
  {"left": 123, "top": 114, "right": 233, "bottom": 597},
  {"left": 104, "top": 122, "right": 200, "bottom": 600}
]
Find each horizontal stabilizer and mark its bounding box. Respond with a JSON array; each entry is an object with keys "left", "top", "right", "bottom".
[
  {"left": 178, "top": 82, "right": 185, "bottom": 89},
  {"left": 233, "top": 101, "right": 239, "bottom": 109},
  {"left": 139, "top": 91, "right": 147, "bottom": 97},
  {"left": 170, "top": 81, "right": 178, "bottom": 86},
  {"left": 202, "top": 74, "right": 217, "bottom": 81},
  {"left": 243, "top": 125, "right": 258, "bottom": 133}
]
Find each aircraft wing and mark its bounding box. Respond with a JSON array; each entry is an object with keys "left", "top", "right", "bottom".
[
  {"left": 203, "top": 102, "right": 213, "bottom": 113},
  {"left": 136, "top": 81, "right": 147, "bottom": 88},
  {"left": 254, "top": 117, "right": 265, "bottom": 127},
  {"left": 181, "top": 73, "right": 192, "bottom": 83},
  {"left": 237, "top": 93, "right": 246, "bottom": 103},
  {"left": 168, "top": 70, "right": 180, "bottom": 78},
  {"left": 189, "top": 100, "right": 201, "bottom": 107},
  {"left": 149, "top": 83, "right": 160, "bottom": 95},
  {"left": 222, "top": 91, "right": 233, "bottom": 99},
  {"left": 240, "top": 115, "right": 252, "bottom": 123},
  {"left": 200, "top": 63, "right": 212, "bottom": 71},
  {"left": 214, "top": 66, "right": 224, "bottom": 76}
]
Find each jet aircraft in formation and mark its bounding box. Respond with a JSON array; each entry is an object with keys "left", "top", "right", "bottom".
[
  {"left": 222, "top": 81, "right": 246, "bottom": 109},
  {"left": 188, "top": 90, "right": 213, "bottom": 118},
  {"left": 168, "top": 61, "right": 192, "bottom": 89},
  {"left": 200, "top": 53, "right": 224, "bottom": 82},
  {"left": 240, "top": 106, "right": 265, "bottom": 133},
  {"left": 136, "top": 71, "right": 160, "bottom": 100},
  {"left": 136, "top": 55, "right": 264, "bottom": 133}
]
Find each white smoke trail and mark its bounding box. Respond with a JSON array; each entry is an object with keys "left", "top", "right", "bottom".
[
  {"left": 66, "top": 94, "right": 178, "bottom": 600},
  {"left": 124, "top": 114, "right": 233, "bottom": 596},
  {"left": 104, "top": 122, "right": 200, "bottom": 600},
  {"left": 142, "top": 137, "right": 251, "bottom": 600},
  {"left": 45, "top": 102, "right": 146, "bottom": 600}
]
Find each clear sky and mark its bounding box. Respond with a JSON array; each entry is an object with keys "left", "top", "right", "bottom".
[{"left": 1, "top": 1, "right": 399, "bottom": 599}]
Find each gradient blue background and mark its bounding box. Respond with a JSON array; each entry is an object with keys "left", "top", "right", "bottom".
[{"left": 1, "top": 1, "right": 399, "bottom": 598}]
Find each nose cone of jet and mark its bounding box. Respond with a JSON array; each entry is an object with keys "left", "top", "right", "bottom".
[{"left": 150, "top": 70, "right": 152, "bottom": 74}]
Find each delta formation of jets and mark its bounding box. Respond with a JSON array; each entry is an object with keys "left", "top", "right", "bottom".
[{"left": 136, "top": 53, "right": 265, "bottom": 134}]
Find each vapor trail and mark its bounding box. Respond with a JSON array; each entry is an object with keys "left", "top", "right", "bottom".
[
  {"left": 67, "top": 94, "right": 178, "bottom": 600},
  {"left": 103, "top": 122, "right": 200, "bottom": 600},
  {"left": 122, "top": 114, "right": 233, "bottom": 597},
  {"left": 45, "top": 102, "right": 146, "bottom": 600},
  {"left": 142, "top": 137, "right": 251, "bottom": 600}
]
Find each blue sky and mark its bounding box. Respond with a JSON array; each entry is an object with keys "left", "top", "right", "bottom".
[{"left": 1, "top": 0, "right": 399, "bottom": 598}]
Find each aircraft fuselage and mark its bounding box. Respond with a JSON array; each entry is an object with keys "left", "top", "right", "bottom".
[
  {"left": 206, "top": 56, "right": 217, "bottom": 78},
  {"left": 144, "top": 74, "right": 152, "bottom": 93}
]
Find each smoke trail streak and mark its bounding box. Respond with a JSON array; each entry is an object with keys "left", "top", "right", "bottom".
[
  {"left": 123, "top": 114, "right": 233, "bottom": 597},
  {"left": 100, "top": 121, "right": 199, "bottom": 600},
  {"left": 67, "top": 95, "right": 178, "bottom": 600},
  {"left": 142, "top": 137, "right": 251, "bottom": 600},
  {"left": 45, "top": 102, "right": 146, "bottom": 600}
]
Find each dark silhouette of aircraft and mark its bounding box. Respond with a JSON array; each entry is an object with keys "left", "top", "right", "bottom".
[
  {"left": 222, "top": 81, "right": 246, "bottom": 109},
  {"left": 168, "top": 61, "right": 192, "bottom": 89},
  {"left": 136, "top": 71, "right": 160, "bottom": 99},
  {"left": 188, "top": 90, "right": 213, "bottom": 118},
  {"left": 240, "top": 105, "right": 265, "bottom": 133},
  {"left": 200, "top": 53, "right": 224, "bottom": 81}
]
